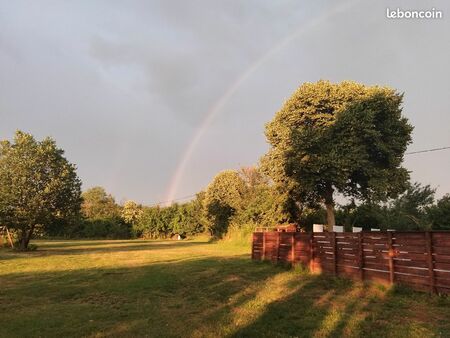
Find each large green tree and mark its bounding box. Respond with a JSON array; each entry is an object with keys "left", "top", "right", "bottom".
[
  {"left": 204, "top": 170, "right": 246, "bottom": 237},
  {"left": 81, "top": 186, "right": 120, "bottom": 220},
  {"left": 0, "top": 131, "right": 82, "bottom": 249},
  {"left": 263, "top": 80, "right": 413, "bottom": 230}
]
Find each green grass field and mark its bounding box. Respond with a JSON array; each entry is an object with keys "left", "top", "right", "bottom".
[{"left": 1, "top": 238, "right": 449, "bottom": 337}]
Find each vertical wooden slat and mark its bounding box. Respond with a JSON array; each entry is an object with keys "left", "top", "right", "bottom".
[
  {"left": 426, "top": 231, "right": 436, "bottom": 293},
  {"left": 291, "top": 232, "right": 295, "bottom": 264},
  {"left": 6, "top": 227, "right": 14, "bottom": 249},
  {"left": 358, "top": 232, "right": 364, "bottom": 281},
  {"left": 262, "top": 232, "right": 266, "bottom": 261},
  {"left": 388, "top": 231, "right": 394, "bottom": 285},
  {"left": 275, "top": 232, "right": 280, "bottom": 263},
  {"left": 251, "top": 233, "right": 255, "bottom": 260},
  {"left": 310, "top": 233, "right": 314, "bottom": 273},
  {"left": 332, "top": 232, "right": 337, "bottom": 276}
]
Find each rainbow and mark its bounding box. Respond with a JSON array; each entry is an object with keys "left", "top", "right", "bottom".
[{"left": 165, "top": 0, "right": 360, "bottom": 204}]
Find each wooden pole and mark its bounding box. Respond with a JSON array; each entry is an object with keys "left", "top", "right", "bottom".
[
  {"left": 425, "top": 231, "right": 436, "bottom": 293},
  {"left": 387, "top": 231, "right": 394, "bottom": 285},
  {"left": 5, "top": 227, "right": 14, "bottom": 249},
  {"left": 262, "top": 232, "right": 266, "bottom": 261},
  {"left": 358, "top": 232, "right": 364, "bottom": 281},
  {"left": 332, "top": 232, "right": 337, "bottom": 276},
  {"left": 310, "top": 233, "right": 314, "bottom": 273},
  {"left": 291, "top": 232, "right": 295, "bottom": 265},
  {"left": 251, "top": 233, "right": 255, "bottom": 260},
  {"left": 275, "top": 232, "right": 280, "bottom": 263}
]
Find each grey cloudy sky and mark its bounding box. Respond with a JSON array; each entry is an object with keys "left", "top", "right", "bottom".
[{"left": 1, "top": 0, "right": 449, "bottom": 205}]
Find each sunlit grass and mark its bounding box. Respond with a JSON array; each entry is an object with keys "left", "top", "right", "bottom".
[{"left": 1, "top": 238, "right": 449, "bottom": 337}]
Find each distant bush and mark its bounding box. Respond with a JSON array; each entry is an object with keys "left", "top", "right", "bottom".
[{"left": 81, "top": 218, "right": 130, "bottom": 239}]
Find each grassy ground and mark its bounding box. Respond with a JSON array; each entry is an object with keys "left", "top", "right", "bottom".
[{"left": 1, "top": 238, "right": 449, "bottom": 338}]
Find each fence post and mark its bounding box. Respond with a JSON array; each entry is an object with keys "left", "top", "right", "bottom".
[
  {"left": 275, "top": 232, "right": 280, "bottom": 263},
  {"left": 251, "top": 233, "right": 255, "bottom": 260},
  {"left": 291, "top": 232, "right": 295, "bottom": 265},
  {"left": 387, "top": 231, "right": 394, "bottom": 285},
  {"left": 332, "top": 232, "right": 337, "bottom": 276},
  {"left": 310, "top": 233, "right": 314, "bottom": 273},
  {"left": 262, "top": 232, "right": 266, "bottom": 261},
  {"left": 425, "top": 231, "right": 436, "bottom": 293},
  {"left": 358, "top": 232, "right": 364, "bottom": 281}
]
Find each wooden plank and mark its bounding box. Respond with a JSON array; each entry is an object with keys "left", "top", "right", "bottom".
[
  {"left": 332, "top": 232, "right": 337, "bottom": 276},
  {"left": 394, "top": 266, "right": 429, "bottom": 276},
  {"left": 394, "top": 259, "right": 429, "bottom": 268},
  {"left": 395, "top": 252, "right": 428, "bottom": 261},
  {"left": 291, "top": 232, "right": 295, "bottom": 263},
  {"left": 262, "top": 232, "right": 266, "bottom": 261},
  {"left": 426, "top": 231, "right": 436, "bottom": 293},
  {"left": 392, "top": 245, "right": 427, "bottom": 254},
  {"left": 388, "top": 231, "right": 394, "bottom": 285},
  {"left": 431, "top": 238, "right": 450, "bottom": 246},
  {"left": 435, "top": 278, "right": 450, "bottom": 288},
  {"left": 358, "top": 232, "right": 364, "bottom": 280},
  {"left": 275, "top": 232, "right": 280, "bottom": 263},
  {"left": 362, "top": 238, "right": 389, "bottom": 245},
  {"left": 433, "top": 262, "right": 450, "bottom": 271},
  {"left": 433, "top": 254, "right": 450, "bottom": 264},
  {"left": 432, "top": 246, "right": 450, "bottom": 256},
  {"left": 393, "top": 232, "right": 426, "bottom": 240},
  {"left": 434, "top": 270, "right": 450, "bottom": 279},
  {"left": 310, "top": 232, "right": 314, "bottom": 272},
  {"left": 362, "top": 233, "right": 388, "bottom": 240},
  {"left": 430, "top": 232, "right": 450, "bottom": 239},
  {"left": 393, "top": 239, "right": 427, "bottom": 246},
  {"left": 394, "top": 274, "right": 429, "bottom": 286}
]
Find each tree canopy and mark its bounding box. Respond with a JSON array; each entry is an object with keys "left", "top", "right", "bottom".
[
  {"left": 0, "top": 131, "right": 82, "bottom": 249},
  {"left": 263, "top": 80, "right": 413, "bottom": 230}
]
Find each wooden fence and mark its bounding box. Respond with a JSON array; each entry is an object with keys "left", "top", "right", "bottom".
[{"left": 251, "top": 231, "right": 450, "bottom": 294}]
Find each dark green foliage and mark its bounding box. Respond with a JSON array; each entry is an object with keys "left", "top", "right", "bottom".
[
  {"left": 384, "top": 182, "right": 435, "bottom": 230},
  {"left": 428, "top": 194, "right": 450, "bottom": 230},
  {"left": 263, "top": 80, "right": 413, "bottom": 229},
  {"left": 330, "top": 182, "right": 444, "bottom": 231},
  {"left": 0, "top": 131, "right": 82, "bottom": 249},
  {"left": 133, "top": 196, "right": 206, "bottom": 239},
  {"left": 81, "top": 218, "right": 129, "bottom": 239},
  {"left": 77, "top": 187, "right": 130, "bottom": 238},
  {"left": 203, "top": 167, "right": 288, "bottom": 238}
]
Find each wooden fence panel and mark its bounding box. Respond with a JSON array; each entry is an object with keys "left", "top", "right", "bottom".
[
  {"left": 251, "top": 232, "right": 263, "bottom": 260},
  {"left": 252, "top": 230, "right": 450, "bottom": 294},
  {"left": 293, "top": 233, "right": 311, "bottom": 265}
]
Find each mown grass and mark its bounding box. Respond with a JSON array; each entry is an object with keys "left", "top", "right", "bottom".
[{"left": 1, "top": 238, "right": 449, "bottom": 337}]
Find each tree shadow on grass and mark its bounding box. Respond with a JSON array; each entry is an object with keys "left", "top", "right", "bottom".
[
  {"left": 1, "top": 250, "right": 448, "bottom": 338},
  {"left": 0, "top": 255, "right": 293, "bottom": 337},
  {"left": 0, "top": 239, "right": 215, "bottom": 260},
  {"left": 230, "top": 273, "right": 450, "bottom": 338}
]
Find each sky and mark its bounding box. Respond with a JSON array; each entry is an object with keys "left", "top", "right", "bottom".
[{"left": 1, "top": 0, "right": 449, "bottom": 205}]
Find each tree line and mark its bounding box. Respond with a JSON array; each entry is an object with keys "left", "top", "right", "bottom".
[{"left": 1, "top": 80, "right": 449, "bottom": 250}]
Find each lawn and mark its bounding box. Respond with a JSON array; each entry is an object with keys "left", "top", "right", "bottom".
[{"left": 1, "top": 238, "right": 449, "bottom": 337}]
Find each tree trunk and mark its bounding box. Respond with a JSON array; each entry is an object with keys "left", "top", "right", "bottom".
[
  {"left": 324, "top": 187, "right": 335, "bottom": 231},
  {"left": 19, "top": 225, "right": 35, "bottom": 250},
  {"left": 325, "top": 203, "right": 335, "bottom": 231}
]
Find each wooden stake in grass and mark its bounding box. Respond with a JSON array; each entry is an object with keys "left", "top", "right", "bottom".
[{"left": 1, "top": 226, "right": 15, "bottom": 249}]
